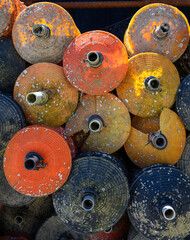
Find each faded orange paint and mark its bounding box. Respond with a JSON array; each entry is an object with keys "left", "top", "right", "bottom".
[
  {"left": 124, "top": 108, "right": 186, "bottom": 168},
  {"left": 13, "top": 63, "right": 79, "bottom": 127},
  {"left": 124, "top": 3, "right": 189, "bottom": 62},
  {"left": 12, "top": 2, "right": 80, "bottom": 64},
  {"left": 132, "top": 115, "right": 160, "bottom": 133},
  {"left": 116, "top": 52, "right": 180, "bottom": 117},
  {"left": 3, "top": 125, "right": 72, "bottom": 197},
  {"left": 0, "top": 0, "right": 26, "bottom": 37}
]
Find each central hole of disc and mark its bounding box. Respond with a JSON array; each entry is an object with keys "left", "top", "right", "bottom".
[
  {"left": 25, "top": 159, "right": 35, "bottom": 170},
  {"left": 156, "top": 137, "right": 165, "bottom": 147},
  {"left": 14, "top": 216, "right": 23, "bottom": 225},
  {"left": 150, "top": 79, "right": 160, "bottom": 89},
  {"left": 27, "top": 94, "right": 36, "bottom": 104},
  {"left": 164, "top": 209, "right": 175, "bottom": 219},
  {"left": 34, "top": 26, "right": 43, "bottom": 35},
  {"left": 83, "top": 199, "right": 93, "bottom": 210},
  {"left": 90, "top": 121, "right": 101, "bottom": 131},
  {"left": 161, "top": 23, "right": 170, "bottom": 33},
  {"left": 88, "top": 52, "right": 98, "bottom": 62}
]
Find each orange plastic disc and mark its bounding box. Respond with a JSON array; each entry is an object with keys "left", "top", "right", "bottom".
[
  {"left": 13, "top": 63, "right": 79, "bottom": 127},
  {"left": 132, "top": 116, "right": 160, "bottom": 134},
  {"left": 12, "top": 2, "right": 80, "bottom": 64},
  {"left": 65, "top": 93, "right": 131, "bottom": 154},
  {"left": 3, "top": 125, "right": 72, "bottom": 197},
  {"left": 124, "top": 108, "right": 186, "bottom": 168},
  {"left": 53, "top": 126, "right": 76, "bottom": 158},
  {"left": 63, "top": 30, "right": 128, "bottom": 95},
  {"left": 124, "top": 3, "right": 189, "bottom": 62},
  {"left": 116, "top": 52, "right": 180, "bottom": 117}
]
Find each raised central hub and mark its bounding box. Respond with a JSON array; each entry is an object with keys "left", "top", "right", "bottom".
[
  {"left": 86, "top": 51, "right": 104, "bottom": 67},
  {"left": 81, "top": 195, "right": 95, "bottom": 211},
  {"left": 145, "top": 76, "right": 161, "bottom": 91},
  {"left": 32, "top": 24, "right": 50, "bottom": 38},
  {"left": 24, "top": 152, "right": 46, "bottom": 170},
  {"left": 154, "top": 23, "right": 170, "bottom": 39},
  {"left": 148, "top": 131, "right": 167, "bottom": 150},
  {"left": 88, "top": 115, "right": 104, "bottom": 132},
  {"left": 26, "top": 91, "right": 49, "bottom": 106},
  {"left": 162, "top": 205, "right": 176, "bottom": 221}
]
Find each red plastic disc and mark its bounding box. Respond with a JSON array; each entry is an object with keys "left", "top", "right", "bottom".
[
  {"left": 3, "top": 125, "right": 71, "bottom": 197},
  {"left": 63, "top": 30, "right": 128, "bottom": 95},
  {"left": 53, "top": 126, "right": 76, "bottom": 158}
]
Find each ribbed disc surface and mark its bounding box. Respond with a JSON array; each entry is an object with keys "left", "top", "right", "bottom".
[
  {"left": 63, "top": 30, "right": 128, "bottom": 94},
  {"left": 35, "top": 215, "right": 88, "bottom": 240},
  {"left": 13, "top": 63, "right": 79, "bottom": 127},
  {"left": 0, "top": 196, "right": 53, "bottom": 236},
  {"left": 0, "top": 38, "right": 26, "bottom": 93},
  {"left": 3, "top": 125, "right": 71, "bottom": 197},
  {"left": 128, "top": 165, "right": 190, "bottom": 240},
  {"left": 176, "top": 75, "right": 190, "bottom": 130},
  {"left": 176, "top": 135, "right": 190, "bottom": 176},
  {"left": 116, "top": 53, "right": 180, "bottom": 117},
  {"left": 125, "top": 108, "right": 186, "bottom": 168},
  {"left": 12, "top": 2, "right": 80, "bottom": 64},
  {"left": 124, "top": 3, "right": 189, "bottom": 62},
  {"left": 65, "top": 93, "right": 131, "bottom": 154},
  {"left": 53, "top": 152, "right": 129, "bottom": 234}
]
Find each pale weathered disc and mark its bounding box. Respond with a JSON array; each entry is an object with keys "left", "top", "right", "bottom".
[
  {"left": 65, "top": 93, "right": 131, "bottom": 154},
  {"left": 116, "top": 53, "right": 180, "bottom": 117},
  {"left": 124, "top": 3, "right": 189, "bottom": 62},
  {"left": 53, "top": 152, "right": 129, "bottom": 234},
  {"left": 128, "top": 164, "right": 190, "bottom": 240},
  {"left": 12, "top": 2, "right": 80, "bottom": 64}
]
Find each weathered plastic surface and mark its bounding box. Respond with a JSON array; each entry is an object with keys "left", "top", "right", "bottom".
[
  {"left": 132, "top": 116, "right": 159, "bottom": 134},
  {"left": 63, "top": 30, "right": 128, "bottom": 95},
  {"left": 0, "top": 38, "right": 26, "bottom": 93},
  {"left": 0, "top": 93, "right": 33, "bottom": 206},
  {"left": 88, "top": 214, "right": 129, "bottom": 240},
  {"left": 65, "top": 93, "right": 131, "bottom": 154},
  {"left": 174, "top": 41, "right": 190, "bottom": 77},
  {"left": 53, "top": 126, "right": 76, "bottom": 158},
  {"left": 128, "top": 164, "right": 190, "bottom": 240},
  {"left": 116, "top": 53, "right": 180, "bottom": 117},
  {"left": 12, "top": 2, "right": 80, "bottom": 64},
  {"left": 124, "top": 3, "right": 189, "bottom": 62},
  {"left": 35, "top": 215, "right": 88, "bottom": 240},
  {"left": 53, "top": 152, "right": 129, "bottom": 234},
  {"left": 13, "top": 63, "right": 79, "bottom": 127},
  {"left": 127, "top": 226, "right": 149, "bottom": 240},
  {"left": 176, "top": 135, "right": 190, "bottom": 177},
  {"left": 176, "top": 74, "right": 190, "bottom": 130},
  {"left": 3, "top": 125, "right": 72, "bottom": 197},
  {"left": 0, "top": 0, "right": 25, "bottom": 37},
  {"left": 125, "top": 108, "right": 186, "bottom": 168},
  {"left": 0, "top": 196, "right": 53, "bottom": 236}
]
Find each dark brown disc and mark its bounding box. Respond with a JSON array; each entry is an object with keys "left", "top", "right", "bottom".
[{"left": 0, "top": 196, "right": 53, "bottom": 236}]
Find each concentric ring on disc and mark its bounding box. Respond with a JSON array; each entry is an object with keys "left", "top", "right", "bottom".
[
  {"left": 65, "top": 93, "right": 131, "bottom": 154},
  {"left": 124, "top": 3, "right": 189, "bottom": 62},
  {"left": 53, "top": 152, "right": 129, "bottom": 234},
  {"left": 128, "top": 165, "right": 190, "bottom": 240},
  {"left": 176, "top": 75, "right": 190, "bottom": 131},
  {"left": 176, "top": 135, "right": 190, "bottom": 176},
  {"left": 116, "top": 53, "right": 180, "bottom": 117},
  {"left": 124, "top": 108, "right": 186, "bottom": 168},
  {"left": 3, "top": 125, "right": 71, "bottom": 197},
  {"left": 12, "top": 2, "right": 80, "bottom": 64},
  {"left": 63, "top": 30, "right": 128, "bottom": 94}
]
